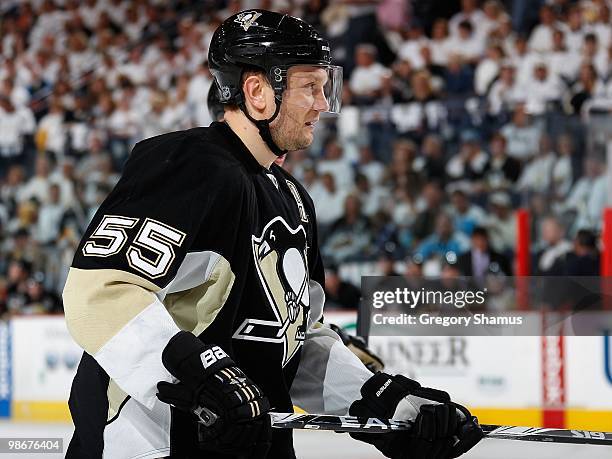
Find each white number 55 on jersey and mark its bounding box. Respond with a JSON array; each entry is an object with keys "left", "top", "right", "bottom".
[{"left": 82, "top": 215, "right": 186, "bottom": 279}]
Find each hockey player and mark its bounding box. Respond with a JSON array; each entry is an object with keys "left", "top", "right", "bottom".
[{"left": 63, "top": 10, "right": 483, "bottom": 459}]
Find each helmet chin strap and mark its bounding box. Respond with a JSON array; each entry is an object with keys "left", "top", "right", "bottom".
[{"left": 238, "top": 97, "right": 287, "bottom": 157}]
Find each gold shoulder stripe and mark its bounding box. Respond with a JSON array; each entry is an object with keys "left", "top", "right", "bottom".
[{"left": 63, "top": 268, "right": 162, "bottom": 354}]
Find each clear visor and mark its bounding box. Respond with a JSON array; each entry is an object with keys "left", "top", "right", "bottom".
[{"left": 281, "top": 65, "right": 343, "bottom": 114}]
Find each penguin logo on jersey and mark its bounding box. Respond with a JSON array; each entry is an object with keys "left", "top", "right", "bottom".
[{"left": 233, "top": 216, "right": 310, "bottom": 367}]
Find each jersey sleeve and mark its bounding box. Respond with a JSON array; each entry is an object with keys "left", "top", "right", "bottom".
[
  {"left": 63, "top": 132, "right": 249, "bottom": 409},
  {"left": 289, "top": 321, "right": 372, "bottom": 415}
]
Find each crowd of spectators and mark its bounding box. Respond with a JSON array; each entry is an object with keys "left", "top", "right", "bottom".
[{"left": 0, "top": 0, "right": 610, "bottom": 315}]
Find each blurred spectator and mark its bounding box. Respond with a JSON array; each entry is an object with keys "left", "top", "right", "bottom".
[
  {"left": 429, "top": 18, "right": 451, "bottom": 66},
  {"left": 371, "top": 211, "right": 402, "bottom": 257},
  {"left": 388, "top": 59, "right": 413, "bottom": 103},
  {"left": 500, "top": 104, "right": 541, "bottom": 161},
  {"left": 5, "top": 259, "right": 31, "bottom": 314},
  {"left": 0, "top": 165, "right": 26, "bottom": 217},
  {"left": 535, "top": 215, "right": 572, "bottom": 275},
  {"left": 384, "top": 139, "right": 421, "bottom": 194},
  {"left": 567, "top": 63, "right": 604, "bottom": 114},
  {"left": 300, "top": 164, "right": 322, "bottom": 195},
  {"left": 457, "top": 226, "right": 511, "bottom": 279},
  {"left": 485, "top": 132, "right": 521, "bottom": 192},
  {"left": 66, "top": 93, "right": 93, "bottom": 160},
  {"left": 528, "top": 4, "right": 560, "bottom": 53},
  {"left": 22, "top": 272, "right": 62, "bottom": 314},
  {"left": 482, "top": 192, "right": 516, "bottom": 255},
  {"left": 50, "top": 158, "right": 78, "bottom": 208},
  {"left": 354, "top": 173, "right": 389, "bottom": 218},
  {"left": 528, "top": 194, "right": 549, "bottom": 241},
  {"left": 448, "top": 189, "right": 486, "bottom": 236},
  {"left": 283, "top": 149, "right": 308, "bottom": 181},
  {"left": 516, "top": 135, "right": 557, "bottom": 195},
  {"left": 565, "top": 229, "right": 600, "bottom": 276},
  {"left": 556, "top": 156, "right": 602, "bottom": 226},
  {"left": 36, "top": 97, "right": 67, "bottom": 160},
  {"left": 551, "top": 133, "right": 573, "bottom": 199},
  {"left": 391, "top": 182, "right": 418, "bottom": 237},
  {"left": 397, "top": 21, "right": 429, "bottom": 70},
  {"left": 413, "top": 134, "right": 447, "bottom": 185},
  {"left": 324, "top": 265, "right": 361, "bottom": 309},
  {"left": 79, "top": 0, "right": 102, "bottom": 29},
  {"left": 581, "top": 32, "right": 608, "bottom": 79},
  {"left": 576, "top": 156, "right": 609, "bottom": 232},
  {"left": 415, "top": 212, "right": 469, "bottom": 261},
  {"left": 449, "top": 0, "right": 485, "bottom": 39},
  {"left": 322, "top": 194, "right": 372, "bottom": 264},
  {"left": 0, "top": 96, "right": 35, "bottom": 176},
  {"left": 547, "top": 28, "right": 581, "bottom": 82},
  {"left": 0, "top": 75, "right": 30, "bottom": 109},
  {"left": 589, "top": 3, "right": 611, "bottom": 48},
  {"left": 489, "top": 12, "right": 513, "bottom": 49},
  {"left": 19, "top": 155, "right": 53, "bottom": 205},
  {"left": 309, "top": 172, "right": 347, "bottom": 229},
  {"left": 141, "top": 90, "right": 171, "bottom": 139},
  {"left": 523, "top": 61, "right": 562, "bottom": 115},
  {"left": 117, "top": 47, "right": 147, "bottom": 86},
  {"left": 336, "top": 86, "right": 361, "bottom": 156},
  {"left": 188, "top": 61, "right": 214, "bottom": 127},
  {"left": 356, "top": 145, "right": 385, "bottom": 186},
  {"left": 349, "top": 44, "right": 391, "bottom": 105},
  {"left": 35, "top": 183, "right": 66, "bottom": 245},
  {"left": 390, "top": 70, "right": 446, "bottom": 140},
  {"left": 317, "top": 139, "right": 354, "bottom": 189},
  {"left": 446, "top": 130, "right": 489, "bottom": 193},
  {"left": 107, "top": 95, "right": 139, "bottom": 165},
  {"left": 81, "top": 154, "right": 120, "bottom": 216},
  {"left": 444, "top": 54, "right": 475, "bottom": 96},
  {"left": 445, "top": 20, "right": 484, "bottom": 64},
  {"left": 337, "top": 0, "right": 394, "bottom": 77},
  {"left": 412, "top": 181, "right": 444, "bottom": 241},
  {"left": 474, "top": 44, "right": 504, "bottom": 96},
  {"left": 76, "top": 132, "right": 111, "bottom": 182},
  {"left": 480, "top": 0, "right": 510, "bottom": 41},
  {"left": 563, "top": 5, "right": 585, "bottom": 54}
]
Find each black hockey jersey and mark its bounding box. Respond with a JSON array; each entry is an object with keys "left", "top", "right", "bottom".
[{"left": 64, "top": 122, "right": 372, "bottom": 459}]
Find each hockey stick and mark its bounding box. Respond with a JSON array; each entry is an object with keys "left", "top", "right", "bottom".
[
  {"left": 269, "top": 412, "right": 411, "bottom": 432},
  {"left": 268, "top": 413, "right": 612, "bottom": 446}
]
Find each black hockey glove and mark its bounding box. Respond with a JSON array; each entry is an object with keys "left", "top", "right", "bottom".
[
  {"left": 157, "top": 331, "right": 271, "bottom": 458},
  {"left": 349, "top": 372, "right": 483, "bottom": 459}
]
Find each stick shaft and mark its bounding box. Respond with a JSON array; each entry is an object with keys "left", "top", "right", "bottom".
[
  {"left": 481, "top": 425, "right": 612, "bottom": 446},
  {"left": 269, "top": 413, "right": 612, "bottom": 445}
]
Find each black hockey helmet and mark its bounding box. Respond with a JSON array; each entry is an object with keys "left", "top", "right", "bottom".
[{"left": 208, "top": 10, "right": 342, "bottom": 155}]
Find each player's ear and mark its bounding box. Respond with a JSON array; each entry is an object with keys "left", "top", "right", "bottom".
[{"left": 242, "top": 73, "right": 272, "bottom": 115}]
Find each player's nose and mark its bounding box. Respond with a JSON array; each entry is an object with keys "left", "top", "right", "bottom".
[{"left": 313, "top": 93, "right": 329, "bottom": 112}]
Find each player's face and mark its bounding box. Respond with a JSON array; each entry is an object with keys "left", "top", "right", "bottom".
[{"left": 270, "top": 67, "right": 329, "bottom": 151}]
